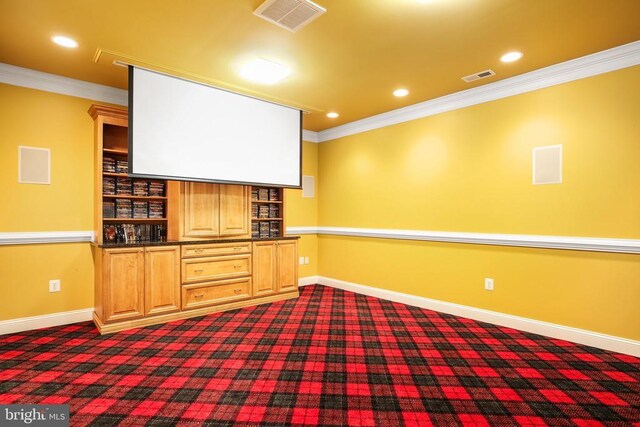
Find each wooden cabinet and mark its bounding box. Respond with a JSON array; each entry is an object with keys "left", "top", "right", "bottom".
[
  {"left": 101, "top": 247, "right": 145, "bottom": 323},
  {"left": 182, "top": 182, "right": 220, "bottom": 238},
  {"left": 98, "top": 245, "right": 180, "bottom": 324},
  {"left": 145, "top": 246, "right": 181, "bottom": 316},
  {"left": 276, "top": 240, "right": 298, "bottom": 293},
  {"left": 252, "top": 240, "right": 298, "bottom": 297},
  {"left": 180, "top": 182, "right": 249, "bottom": 239},
  {"left": 220, "top": 184, "right": 250, "bottom": 236},
  {"left": 253, "top": 241, "right": 278, "bottom": 297}
]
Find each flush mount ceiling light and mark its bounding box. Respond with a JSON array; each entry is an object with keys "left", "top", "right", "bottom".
[
  {"left": 326, "top": 112, "right": 339, "bottom": 118},
  {"left": 51, "top": 35, "right": 78, "bottom": 48},
  {"left": 240, "top": 58, "right": 291, "bottom": 84},
  {"left": 393, "top": 88, "right": 410, "bottom": 97},
  {"left": 500, "top": 51, "right": 523, "bottom": 63}
]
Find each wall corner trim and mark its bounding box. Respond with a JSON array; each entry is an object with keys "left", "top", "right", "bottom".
[
  {"left": 0, "top": 231, "right": 95, "bottom": 245},
  {"left": 316, "top": 41, "right": 640, "bottom": 142},
  {"left": 286, "top": 226, "right": 640, "bottom": 254},
  {"left": 0, "top": 308, "right": 94, "bottom": 336},
  {"left": 312, "top": 277, "right": 640, "bottom": 357}
]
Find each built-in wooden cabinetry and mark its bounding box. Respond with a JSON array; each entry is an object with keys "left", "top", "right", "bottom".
[
  {"left": 90, "top": 105, "right": 299, "bottom": 334},
  {"left": 252, "top": 240, "right": 298, "bottom": 297},
  {"left": 95, "top": 245, "right": 180, "bottom": 325},
  {"left": 179, "top": 182, "right": 250, "bottom": 239}
]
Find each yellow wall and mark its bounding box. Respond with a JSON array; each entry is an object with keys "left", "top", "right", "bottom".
[
  {"left": 317, "top": 66, "right": 640, "bottom": 340},
  {"left": 0, "top": 83, "right": 96, "bottom": 320},
  {"left": 286, "top": 141, "right": 318, "bottom": 278}
]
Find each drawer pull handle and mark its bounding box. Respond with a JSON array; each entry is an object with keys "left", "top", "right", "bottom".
[
  {"left": 234, "top": 288, "right": 242, "bottom": 294},
  {"left": 194, "top": 294, "right": 204, "bottom": 299},
  {"left": 194, "top": 269, "right": 204, "bottom": 273},
  {"left": 194, "top": 249, "right": 204, "bottom": 253},
  {"left": 234, "top": 247, "right": 242, "bottom": 251},
  {"left": 233, "top": 265, "right": 241, "bottom": 269}
]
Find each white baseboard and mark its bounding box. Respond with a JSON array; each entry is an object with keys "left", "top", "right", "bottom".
[
  {"left": 311, "top": 276, "right": 640, "bottom": 357},
  {"left": 0, "top": 308, "right": 94, "bottom": 336},
  {"left": 299, "top": 276, "right": 320, "bottom": 286}
]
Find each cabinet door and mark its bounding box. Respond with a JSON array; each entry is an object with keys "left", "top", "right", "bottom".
[
  {"left": 277, "top": 240, "right": 298, "bottom": 294},
  {"left": 145, "top": 246, "right": 180, "bottom": 316},
  {"left": 103, "top": 247, "right": 145, "bottom": 322},
  {"left": 252, "top": 241, "right": 277, "bottom": 297},
  {"left": 183, "top": 182, "right": 220, "bottom": 238},
  {"left": 219, "top": 184, "right": 250, "bottom": 237}
]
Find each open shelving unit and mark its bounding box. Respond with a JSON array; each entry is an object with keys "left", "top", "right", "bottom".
[
  {"left": 250, "top": 187, "right": 285, "bottom": 239},
  {"left": 90, "top": 105, "right": 170, "bottom": 244}
]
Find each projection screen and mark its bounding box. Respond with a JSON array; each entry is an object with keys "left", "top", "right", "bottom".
[{"left": 128, "top": 67, "right": 302, "bottom": 188}]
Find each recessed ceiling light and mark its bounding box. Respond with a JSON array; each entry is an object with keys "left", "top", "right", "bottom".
[
  {"left": 240, "top": 58, "right": 291, "bottom": 84},
  {"left": 500, "top": 51, "right": 523, "bottom": 63},
  {"left": 326, "top": 112, "right": 339, "bottom": 118},
  {"left": 393, "top": 88, "right": 409, "bottom": 97},
  {"left": 51, "top": 35, "right": 78, "bottom": 48}
]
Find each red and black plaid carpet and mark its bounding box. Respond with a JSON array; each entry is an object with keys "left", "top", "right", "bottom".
[{"left": 1, "top": 284, "right": 639, "bottom": 426}]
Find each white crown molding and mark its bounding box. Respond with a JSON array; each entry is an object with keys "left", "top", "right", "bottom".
[
  {"left": 0, "top": 62, "right": 322, "bottom": 142},
  {"left": 286, "top": 226, "right": 640, "bottom": 254},
  {"left": 0, "top": 62, "right": 127, "bottom": 106},
  {"left": 0, "top": 231, "right": 95, "bottom": 245},
  {"left": 312, "top": 277, "right": 640, "bottom": 357},
  {"left": 317, "top": 41, "right": 640, "bottom": 142},
  {"left": 0, "top": 308, "right": 94, "bottom": 336},
  {"left": 302, "top": 130, "right": 320, "bottom": 143}
]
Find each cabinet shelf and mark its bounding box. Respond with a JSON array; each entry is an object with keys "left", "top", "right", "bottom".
[
  {"left": 103, "top": 148, "right": 128, "bottom": 155},
  {"left": 103, "top": 218, "right": 167, "bottom": 222},
  {"left": 251, "top": 200, "right": 282, "bottom": 204},
  {"left": 252, "top": 218, "right": 283, "bottom": 221},
  {"left": 103, "top": 172, "right": 129, "bottom": 178},
  {"left": 103, "top": 194, "right": 167, "bottom": 200}
]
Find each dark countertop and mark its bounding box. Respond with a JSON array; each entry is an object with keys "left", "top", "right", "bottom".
[{"left": 95, "top": 235, "right": 300, "bottom": 248}]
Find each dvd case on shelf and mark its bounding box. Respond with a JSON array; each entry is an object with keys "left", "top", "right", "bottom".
[
  {"left": 116, "top": 177, "right": 132, "bottom": 195},
  {"left": 103, "top": 223, "right": 166, "bottom": 244},
  {"left": 116, "top": 159, "right": 128, "bottom": 173},
  {"left": 103, "top": 157, "right": 115, "bottom": 173},
  {"left": 133, "top": 180, "right": 149, "bottom": 196},
  {"left": 103, "top": 177, "right": 116, "bottom": 195}
]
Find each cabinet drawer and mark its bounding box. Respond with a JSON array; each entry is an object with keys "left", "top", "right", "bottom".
[
  {"left": 182, "top": 278, "right": 251, "bottom": 310},
  {"left": 182, "top": 254, "right": 251, "bottom": 283},
  {"left": 182, "top": 242, "right": 251, "bottom": 258}
]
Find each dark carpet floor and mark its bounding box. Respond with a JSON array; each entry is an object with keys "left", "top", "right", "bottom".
[{"left": 0, "top": 284, "right": 638, "bottom": 426}]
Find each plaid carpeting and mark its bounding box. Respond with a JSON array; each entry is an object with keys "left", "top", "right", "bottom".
[{"left": 0, "top": 284, "right": 638, "bottom": 426}]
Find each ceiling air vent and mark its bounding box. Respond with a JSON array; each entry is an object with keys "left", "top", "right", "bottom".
[
  {"left": 461, "top": 69, "right": 496, "bottom": 83},
  {"left": 254, "top": 0, "right": 326, "bottom": 32}
]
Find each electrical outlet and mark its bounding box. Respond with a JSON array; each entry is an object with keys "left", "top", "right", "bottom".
[
  {"left": 49, "top": 279, "right": 61, "bottom": 293},
  {"left": 304, "top": 256, "right": 309, "bottom": 264},
  {"left": 299, "top": 256, "right": 305, "bottom": 265},
  {"left": 484, "top": 278, "right": 494, "bottom": 291}
]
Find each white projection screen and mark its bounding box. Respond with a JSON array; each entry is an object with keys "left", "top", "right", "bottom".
[{"left": 129, "top": 67, "right": 302, "bottom": 188}]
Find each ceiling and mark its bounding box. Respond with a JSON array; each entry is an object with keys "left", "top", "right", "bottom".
[{"left": 1, "top": 0, "right": 639, "bottom": 131}]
